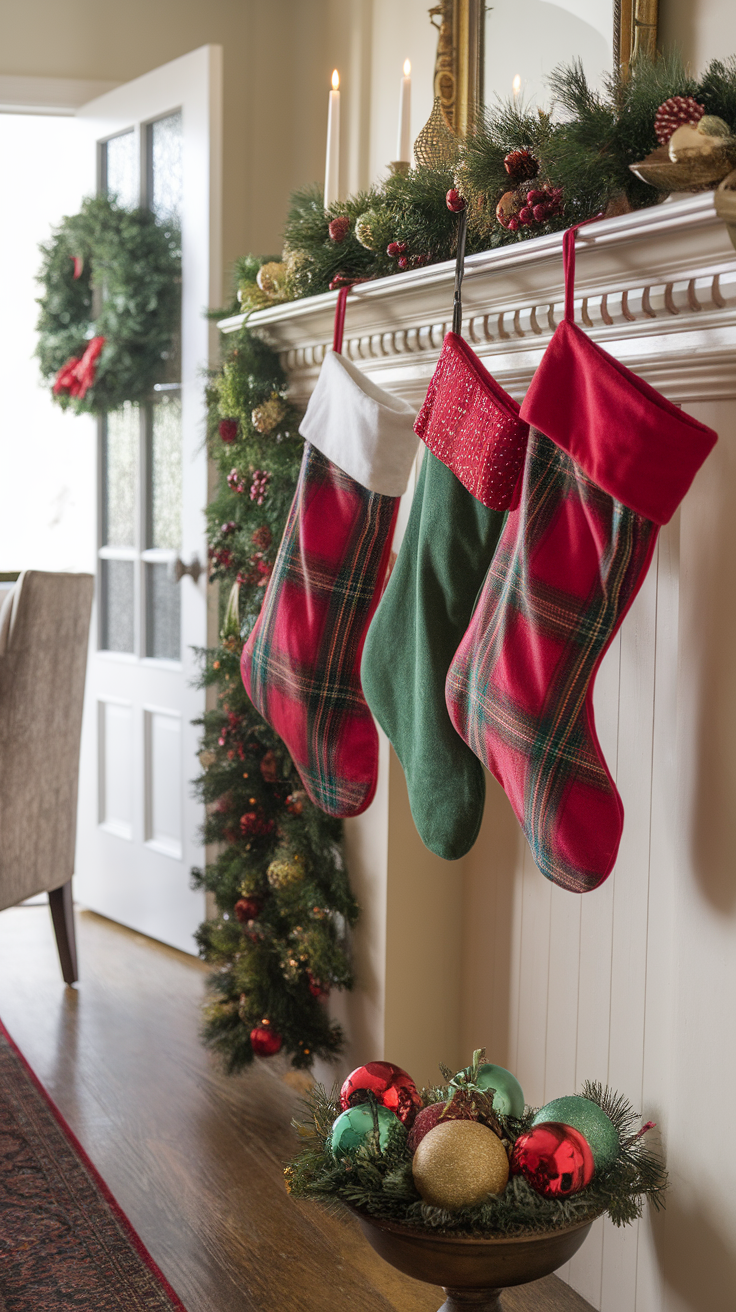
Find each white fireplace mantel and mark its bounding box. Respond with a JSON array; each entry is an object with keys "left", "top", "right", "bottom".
[{"left": 219, "top": 192, "right": 736, "bottom": 407}]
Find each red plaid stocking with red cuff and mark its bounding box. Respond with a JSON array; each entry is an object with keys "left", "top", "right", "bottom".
[
  {"left": 446, "top": 223, "right": 717, "bottom": 892},
  {"left": 240, "top": 288, "right": 418, "bottom": 818}
]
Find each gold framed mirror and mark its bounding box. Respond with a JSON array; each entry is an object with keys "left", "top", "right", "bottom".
[{"left": 429, "top": 0, "right": 659, "bottom": 137}]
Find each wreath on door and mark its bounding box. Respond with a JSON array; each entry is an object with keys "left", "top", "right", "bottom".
[{"left": 35, "top": 194, "right": 181, "bottom": 416}]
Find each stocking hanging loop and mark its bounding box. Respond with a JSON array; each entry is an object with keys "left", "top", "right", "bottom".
[
  {"left": 563, "top": 215, "right": 604, "bottom": 323},
  {"left": 333, "top": 284, "right": 351, "bottom": 355}
]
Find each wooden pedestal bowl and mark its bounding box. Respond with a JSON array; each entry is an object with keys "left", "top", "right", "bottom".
[{"left": 351, "top": 1209, "right": 595, "bottom": 1311}]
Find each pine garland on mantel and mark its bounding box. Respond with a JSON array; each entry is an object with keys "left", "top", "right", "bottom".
[
  {"left": 193, "top": 317, "right": 358, "bottom": 1073},
  {"left": 237, "top": 53, "right": 736, "bottom": 315}
]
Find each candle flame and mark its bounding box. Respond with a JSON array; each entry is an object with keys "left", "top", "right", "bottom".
[
  {"left": 512, "top": 74, "right": 521, "bottom": 96},
  {"left": 403, "top": 59, "right": 411, "bottom": 76},
  {"left": 332, "top": 69, "right": 340, "bottom": 91}
]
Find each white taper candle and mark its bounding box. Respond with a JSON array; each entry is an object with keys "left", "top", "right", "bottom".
[
  {"left": 396, "top": 59, "right": 412, "bottom": 163},
  {"left": 324, "top": 69, "right": 341, "bottom": 209}
]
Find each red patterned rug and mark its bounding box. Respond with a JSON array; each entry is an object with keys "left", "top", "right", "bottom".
[{"left": 0, "top": 1019, "right": 187, "bottom": 1311}]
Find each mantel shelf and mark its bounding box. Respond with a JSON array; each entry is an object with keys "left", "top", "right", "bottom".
[{"left": 219, "top": 192, "right": 736, "bottom": 406}]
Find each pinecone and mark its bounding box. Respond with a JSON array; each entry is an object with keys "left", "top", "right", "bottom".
[
  {"left": 654, "top": 95, "right": 705, "bottom": 145},
  {"left": 328, "top": 215, "right": 351, "bottom": 243},
  {"left": 504, "top": 148, "right": 539, "bottom": 181}
]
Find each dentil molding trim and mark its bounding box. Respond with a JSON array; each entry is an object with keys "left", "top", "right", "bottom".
[{"left": 219, "top": 193, "right": 736, "bottom": 406}]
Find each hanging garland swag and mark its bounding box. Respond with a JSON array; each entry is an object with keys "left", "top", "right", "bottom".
[{"left": 35, "top": 194, "right": 181, "bottom": 415}]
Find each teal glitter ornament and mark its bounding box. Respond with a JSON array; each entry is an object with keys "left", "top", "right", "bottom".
[
  {"left": 330, "top": 1103, "right": 399, "bottom": 1155},
  {"left": 532, "top": 1095, "right": 619, "bottom": 1172},
  {"left": 451, "top": 1060, "right": 525, "bottom": 1118}
]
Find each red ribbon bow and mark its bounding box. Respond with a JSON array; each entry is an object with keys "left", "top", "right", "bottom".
[{"left": 53, "top": 335, "right": 106, "bottom": 400}]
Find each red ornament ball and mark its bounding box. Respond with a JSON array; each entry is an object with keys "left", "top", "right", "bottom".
[
  {"left": 406, "top": 1099, "right": 478, "bottom": 1154},
  {"left": 250, "top": 1023, "right": 283, "bottom": 1057},
  {"left": 328, "top": 215, "right": 351, "bottom": 243},
  {"left": 219, "top": 418, "right": 238, "bottom": 443},
  {"left": 386, "top": 240, "right": 407, "bottom": 258},
  {"left": 510, "top": 1122, "right": 594, "bottom": 1198},
  {"left": 234, "top": 895, "right": 262, "bottom": 923},
  {"left": 504, "top": 148, "right": 539, "bottom": 181},
  {"left": 446, "top": 188, "right": 466, "bottom": 212},
  {"left": 653, "top": 95, "right": 705, "bottom": 145},
  {"left": 340, "top": 1061, "right": 422, "bottom": 1128}
]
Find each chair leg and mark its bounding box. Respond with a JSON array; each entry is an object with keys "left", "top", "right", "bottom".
[{"left": 48, "top": 881, "right": 79, "bottom": 985}]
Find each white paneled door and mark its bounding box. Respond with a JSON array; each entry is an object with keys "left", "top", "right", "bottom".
[{"left": 74, "top": 47, "right": 222, "bottom": 952}]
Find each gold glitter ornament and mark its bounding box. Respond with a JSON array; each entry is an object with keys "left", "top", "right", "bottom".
[
  {"left": 413, "top": 97, "right": 460, "bottom": 170},
  {"left": 354, "top": 210, "right": 383, "bottom": 251},
  {"left": 256, "top": 261, "right": 289, "bottom": 299},
  {"left": 252, "top": 393, "right": 288, "bottom": 434},
  {"left": 267, "top": 857, "right": 304, "bottom": 890},
  {"left": 412, "top": 1119, "right": 509, "bottom": 1210}
]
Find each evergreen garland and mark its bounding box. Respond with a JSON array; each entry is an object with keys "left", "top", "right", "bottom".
[
  {"left": 36, "top": 194, "right": 180, "bottom": 415},
  {"left": 193, "top": 301, "right": 358, "bottom": 1072},
  {"left": 285, "top": 1072, "right": 667, "bottom": 1236},
  {"left": 238, "top": 54, "right": 736, "bottom": 315}
]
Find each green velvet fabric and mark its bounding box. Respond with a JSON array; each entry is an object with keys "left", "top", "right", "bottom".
[{"left": 361, "top": 450, "right": 505, "bottom": 861}]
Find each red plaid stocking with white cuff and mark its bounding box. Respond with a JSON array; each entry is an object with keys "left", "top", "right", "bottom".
[
  {"left": 240, "top": 290, "right": 418, "bottom": 818},
  {"left": 446, "top": 222, "right": 717, "bottom": 892}
]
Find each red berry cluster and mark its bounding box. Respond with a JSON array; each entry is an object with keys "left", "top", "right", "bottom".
[
  {"left": 209, "top": 543, "right": 233, "bottom": 572},
  {"left": 653, "top": 95, "right": 705, "bottom": 145},
  {"left": 250, "top": 469, "right": 271, "bottom": 505},
  {"left": 386, "top": 240, "right": 428, "bottom": 271},
  {"left": 218, "top": 709, "right": 245, "bottom": 753},
  {"left": 239, "top": 809, "right": 275, "bottom": 839},
  {"left": 328, "top": 215, "right": 351, "bottom": 243},
  {"left": 219, "top": 418, "right": 238, "bottom": 443},
  {"left": 227, "top": 467, "right": 247, "bottom": 493},
  {"left": 504, "top": 186, "right": 563, "bottom": 232}
]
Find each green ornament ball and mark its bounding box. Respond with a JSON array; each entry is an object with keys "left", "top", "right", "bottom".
[
  {"left": 451, "top": 1062, "right": 525, "bottom": 1118},
  {"left": 330, "top": 1103, "right": 399, "bottom": 1155},
  {"left": 532, "top": 1096, "right": 619, "bottom": 1172}
]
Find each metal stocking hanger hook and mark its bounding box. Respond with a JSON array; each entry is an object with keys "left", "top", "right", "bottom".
[{"left": 452, "top": 205, "right": 468, "bottom": 335}]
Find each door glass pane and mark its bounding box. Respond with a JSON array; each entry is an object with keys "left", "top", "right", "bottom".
[
  {"left": 148, "top": 112, "right": 183, "bottom": 224},
  {"left": 101, "top": 560, "right": 135, "bottom": 652},
  {"left": 103, "top": 130, "right": 137, "bottom": 208},
  {"left": 150, "top": 395, "right": 182, "bottom": 550},
  {"left": 102, "top": 404, "right": 138, "bottom": 547},
  {"left": 146, "top": 563, "right": 180, "bottom": 660}
]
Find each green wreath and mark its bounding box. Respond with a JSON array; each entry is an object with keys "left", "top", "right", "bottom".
[{"left": 35, "top": 194, "right": 181, "bottom": 416}]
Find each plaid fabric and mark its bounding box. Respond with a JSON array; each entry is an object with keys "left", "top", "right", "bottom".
[
  {"left": 446, "top": 426, "right": 658, "bottom": 893},
  {"left": 241, "top": 443, "right": 398, "bottom": 818}
]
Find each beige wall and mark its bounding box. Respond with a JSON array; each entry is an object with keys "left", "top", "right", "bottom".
[{"left": 0, "top": 0, "right": 333, "bottom": 299}]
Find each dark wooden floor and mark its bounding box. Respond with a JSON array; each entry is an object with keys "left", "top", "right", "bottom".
[{"left": 0, "top": 905, "right": 595, "bottom": 1312}]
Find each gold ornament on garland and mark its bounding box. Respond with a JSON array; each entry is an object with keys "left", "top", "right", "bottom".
[
  {"left": 256, "top": 260, "right": 289, "bottom": 298},
  {"left": 267, "top": 855, "right": 305, "bottom": 890},
  {"left": 631, "top": 112, "right": 736, "bottom": 193},
  {"left": 251, "top": 393, "right": 288, "bottom": 434},
  {"left": 354, "top": 210, "right": 383, "bottom": 252},
  {"left": 412, "top": 1119, "right": 510, "bottom": 1211}
]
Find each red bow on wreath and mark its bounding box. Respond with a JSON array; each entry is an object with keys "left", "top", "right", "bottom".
[{"left": 53, "top": 335, "right": 106, "bottom": 400}]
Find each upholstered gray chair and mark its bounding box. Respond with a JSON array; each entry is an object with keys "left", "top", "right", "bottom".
[{"left": 0, "top": 570, "right": 94, "bottom": 984}]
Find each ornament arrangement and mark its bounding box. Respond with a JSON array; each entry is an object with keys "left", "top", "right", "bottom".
[
  {"left": 235, "top": 53, "right": 736, "bottom": 316},
  {"left": 192, "top": 304, "right": 358, "bottom": 1072},
  {"left": 286, "top": 1049, "right": 666, "bottom": 1235},
  {"left": 36, "top": 194, "right": 180, "bottom": 415}
]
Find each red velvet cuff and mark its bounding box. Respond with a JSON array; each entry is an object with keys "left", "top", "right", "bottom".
[
  {"left": 520, "top": 320, "right": 717, "bottom": 525},
  {"left": 414, "top": 332, "right": 529, "bottom": 511}
]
